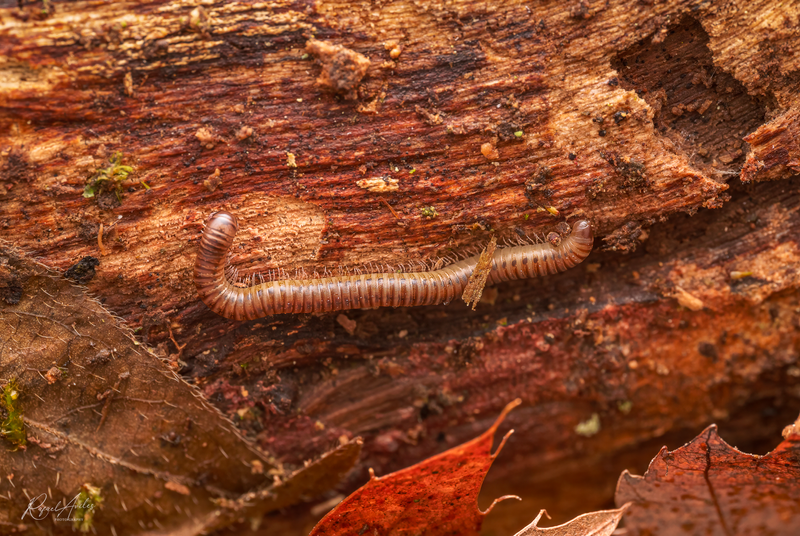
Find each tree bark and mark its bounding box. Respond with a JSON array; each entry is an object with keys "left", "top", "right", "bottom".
[{"left": 1, "top": 0, "right": 799, "bottom": 533}]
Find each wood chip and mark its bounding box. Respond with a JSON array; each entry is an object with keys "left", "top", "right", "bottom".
[
  {"left": 165, "top": 481, "right": 191, "bottom": 496},
  {"left": 356, "top": 177, "right": 399, "bottom": 192},
  {"left": 674, "top": 286, "right": 704, "bottom": 311}
]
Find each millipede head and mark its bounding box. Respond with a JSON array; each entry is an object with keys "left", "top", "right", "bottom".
[
  {"left": 206, "top": 211, "right": 239, "bottom": 237},
  {"left": 571, "top": 220, "right": 593, "bottom": 240}
]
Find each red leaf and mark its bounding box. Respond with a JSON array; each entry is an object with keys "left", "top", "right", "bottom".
[
  {"left": 310, "top": 399, "right": 522, "bottom": 536},
  {"left": 615, "top": 415, "right": 800, "bottom": 535}
]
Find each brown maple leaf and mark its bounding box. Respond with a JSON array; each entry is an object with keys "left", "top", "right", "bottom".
[{"left": 615, "top": 415, "right": 800, "bottom": 535}]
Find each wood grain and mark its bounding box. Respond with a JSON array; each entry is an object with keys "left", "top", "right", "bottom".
[{"left": 2, "top": 1, "right": 799, "bottom": 532}]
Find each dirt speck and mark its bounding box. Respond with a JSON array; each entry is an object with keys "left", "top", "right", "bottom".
[
  {"left": 123, "top": 72, "right": 134, "bottom": 97},
  {"left": 195, "top": 127, "right": 216, "bottom": 149},
  {"left": 384, "top": 41, "right": 402, "bottom": 60},
  {"left": 0, "top": 261, "right": 24, "bottom": 305},
  {"left": 64, "top": 256, "right": 100, "bottom": 284},
  {"left": 45, "top": 367, "right": 62, "bottom": 384},
  {"left": 306, "top": 39, "right": 371, "bottom": 100},
  {"left": 235, "top": 126, "right": 253, "bottom": 140},
  {"left": 481, "top": 141, "right": 499, "bottom": 161},
  {"left": 204, "top": 168, "right": 222, "bottom": 192},
  {"left": 602, "top": 152, "right": 648, "bottom": 190},
  {"left": 416, "top": 105, "right": 443, "bottom": 125},
  {"left": 337, "top": 314, "right": 357, "bottom": 336}
]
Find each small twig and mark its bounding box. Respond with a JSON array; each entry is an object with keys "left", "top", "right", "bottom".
[
  {"left": 97, "top": 223, "right": 108, "bottom": 256},
  {"left": 381, "top": 198, "right": 401, "bottom": 220},
  {"left": 167, "top": 323, "right": 187, "bottom": 362}
]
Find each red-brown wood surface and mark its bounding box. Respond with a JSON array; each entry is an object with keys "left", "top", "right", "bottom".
[{"left": 1, "top": 1, "right": 799, "bottom": 534}]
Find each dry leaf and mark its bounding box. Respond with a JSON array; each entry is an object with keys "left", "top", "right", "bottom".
[
  {"left": 615, "top": 418, "right": 800, "bottom": 535},
  {"left": 309, "top": 399, "right": 523, "bottom": 536},
  {"left": 0, "top": 248, "right": 359, "bottom": 535},
  {"left": 204, "top": 438, "right": 363, "bottom": 534},
  {"left": 462, "top": 235, "right": 497, "bottom": 310},
  {"left": 514, "top": 504, "right": 629, "bottom": 536}
]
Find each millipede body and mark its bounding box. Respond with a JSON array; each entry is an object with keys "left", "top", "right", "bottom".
[{"left": 194, "top": 211, "right": 594, "bottom": 321}]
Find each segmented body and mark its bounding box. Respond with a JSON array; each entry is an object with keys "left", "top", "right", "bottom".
[{"left": 194, "top": 211, "right": 594, "bottom": 321}]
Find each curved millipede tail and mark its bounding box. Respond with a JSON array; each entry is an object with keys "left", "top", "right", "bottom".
[{"left": 194, "top": 211, "right": 594, "bottom": 321}]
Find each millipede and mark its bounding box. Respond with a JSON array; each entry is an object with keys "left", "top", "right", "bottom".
[{"left": 194, "top": 211, "right": 594, "bottom": 321}]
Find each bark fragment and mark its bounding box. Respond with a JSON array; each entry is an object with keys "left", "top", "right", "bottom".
[{"left": 306, "top": 39, "right": 371, "bottom": 100}]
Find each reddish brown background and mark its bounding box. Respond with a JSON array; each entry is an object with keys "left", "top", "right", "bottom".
[{"left": 1, "top": 0, "right": 799, "bottom": 533}]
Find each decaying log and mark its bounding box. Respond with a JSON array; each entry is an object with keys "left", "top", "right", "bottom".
[{"left": 1, "top": 0, "right": 799, "bottom": 533}]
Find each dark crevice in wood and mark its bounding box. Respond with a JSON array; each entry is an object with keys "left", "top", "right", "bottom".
[{"left": 612, "top": 17, "right": 770, "bottom": 181}]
